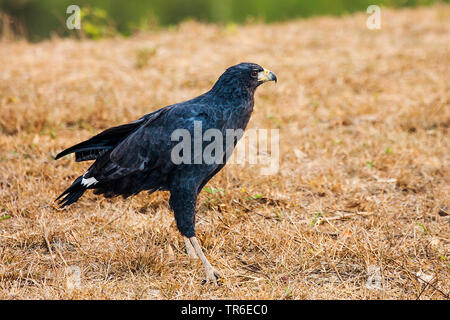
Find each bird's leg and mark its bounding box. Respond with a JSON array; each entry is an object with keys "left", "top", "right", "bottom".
[
  {"left": 183, "top": 236, "right": 198, "bottom": 259},
  {"left": 189, "top": 236, "right": 220, "bottom": 285}
]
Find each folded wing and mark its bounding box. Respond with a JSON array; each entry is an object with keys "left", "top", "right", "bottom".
[{"left": 55, "top": 106, "right": 172, "bottom": 162}]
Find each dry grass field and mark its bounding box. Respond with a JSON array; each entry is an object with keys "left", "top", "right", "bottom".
[{"left": 0, "top": 5, "right": 449, "bottom": 300}]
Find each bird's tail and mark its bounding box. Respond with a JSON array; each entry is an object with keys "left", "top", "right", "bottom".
[{"left": 55, "top": 176, "right": 87, "bottom": 208}]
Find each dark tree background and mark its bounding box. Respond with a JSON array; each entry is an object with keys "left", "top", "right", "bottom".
[{"left": 0, "top": 0, "right": 446, "bottom": 41}]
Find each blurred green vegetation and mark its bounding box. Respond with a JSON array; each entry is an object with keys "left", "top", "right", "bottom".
[{"left": 0, "top": 0, "right": 447, "bottom": 41}]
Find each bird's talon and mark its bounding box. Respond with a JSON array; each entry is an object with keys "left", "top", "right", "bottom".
[
  {"left": 202, "top": 268, "right": 221, "bottom": 285},
  {"left": 201, "top": 278, "right": 222, "bottom": 286}
]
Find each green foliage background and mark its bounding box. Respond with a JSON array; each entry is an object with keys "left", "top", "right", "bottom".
[{"left": 0, "top": 0, "right": 447, "bottom": 41}]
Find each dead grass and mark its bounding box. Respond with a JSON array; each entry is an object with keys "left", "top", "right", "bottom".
[{"left": 0, "top": 5, "right": 449, "bottom": 299}]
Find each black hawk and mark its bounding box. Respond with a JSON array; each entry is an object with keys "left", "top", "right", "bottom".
[{"left": 55, "top": 62, "right": 277, "bottom": 284}]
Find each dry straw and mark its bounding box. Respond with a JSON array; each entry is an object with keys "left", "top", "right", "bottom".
[{"left": 0, "top": 5, "right": 449, "bottom": 299}]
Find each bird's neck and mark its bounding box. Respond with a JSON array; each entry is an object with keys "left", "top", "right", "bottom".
[{"left": 209, "top": 79, "right": 255, "bottom": 107}]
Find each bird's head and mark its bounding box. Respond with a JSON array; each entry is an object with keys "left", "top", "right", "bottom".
[{"left": 212, "top": 62, "right": 277, "bottom": 94}]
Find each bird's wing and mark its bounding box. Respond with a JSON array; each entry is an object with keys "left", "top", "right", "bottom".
[
  {"left": 107, "top": 119, "right": 173, "bottom": 172},
  {"left": 85, "top": 103, "right": 221, "bottom": 182},
  {"left": 55, "top": 106, "right": 171, "bottom": 162}
]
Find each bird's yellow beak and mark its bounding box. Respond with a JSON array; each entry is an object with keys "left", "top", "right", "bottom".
[{"left": 257, "top": 68, "right": 277, "bottom": 83}]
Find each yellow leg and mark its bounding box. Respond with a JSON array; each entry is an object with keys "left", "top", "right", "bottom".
[
  {"left": 189, "top": 236, "right": 220, "bottom": 284},
  {"left": 183, "top": 236, "right": 198, "bottom": 259}
]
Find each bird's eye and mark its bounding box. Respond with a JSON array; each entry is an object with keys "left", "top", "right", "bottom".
[{"left": 251, "top": 70, "right": 258, "bottom": 78}]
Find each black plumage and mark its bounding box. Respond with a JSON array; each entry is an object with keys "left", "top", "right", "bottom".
[{"left": 55, "top": 62, "right": 277, "bottom": 283}]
